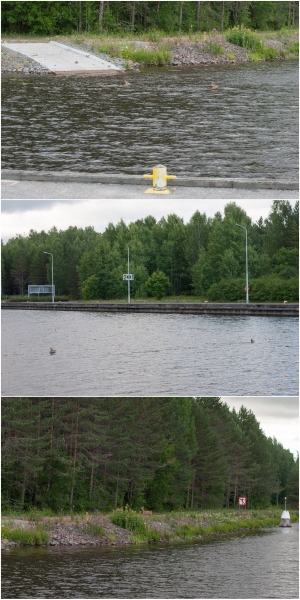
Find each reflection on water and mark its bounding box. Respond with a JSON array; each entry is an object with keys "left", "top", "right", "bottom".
[
  {"left": 1, "top": 525, "right": 299, "bottom": 599},
  {"left": 1, "top": 61, "right": 298, "bottom": 178},
  {"left": 1, "top": 311, "right": 298, "bottom": 396}
]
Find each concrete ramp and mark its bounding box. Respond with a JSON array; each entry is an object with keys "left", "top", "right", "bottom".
[{"left": 2, "top": 41, "right": 122, "bottom": 74}]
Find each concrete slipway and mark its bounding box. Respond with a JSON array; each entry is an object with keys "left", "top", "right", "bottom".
[{"left": 1, "top": 41, "right": 122, "bottom": 74}]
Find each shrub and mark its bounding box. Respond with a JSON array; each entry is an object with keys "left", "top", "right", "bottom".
[
  {"left": 207, "top": 276, "right": 299, "bottom": 302},
  {"left": 110, "top": 508, "right": 162, "bottom": 543},
  {"left": 263, "top": 47, "right": 278, "bottom": 60},
  {"left": 110, "top": 508, "right": 148, "bottom": 535},
  {"left": 145, "top": 529, "right": 160, "bottom": 542},
  {"left": 226, "top": 26, "right": 264, "bottom": 53},
  {"left": 81, "top": 275, "right": 100, "bottom": 300},
  {"left": 145, "top": 270, "right": 170, "bottom": 300}
]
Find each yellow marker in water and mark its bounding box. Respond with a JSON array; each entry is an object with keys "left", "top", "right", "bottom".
[{"left": 143, "top": 164, "right": 176, "bottom": 194}]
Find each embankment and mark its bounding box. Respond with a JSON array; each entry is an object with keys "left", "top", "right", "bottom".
[
  {"left": 1, "top": 31, "right": 298, "bottom": 74},
  {"left": 1, "top": 301, "right": 298, "bottom": 317},
  {"left": 2, "top": 509, "right": 298, "bottom": 550}
]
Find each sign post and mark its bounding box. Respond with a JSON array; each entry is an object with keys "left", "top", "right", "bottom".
[
  {"left": 238, "top": 496, "right": 247, "bottom": 509},
  {"left": 123, "top": 248, "right": 134, "bottom": 304}
]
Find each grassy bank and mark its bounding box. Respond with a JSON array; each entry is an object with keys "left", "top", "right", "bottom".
[
  {"left": 2, "top": 28, "right": 298, "bottom": 68},
  {"left": 3, "top": 296, "right": 298, "bottom": 305},
  {"left": 2, "top": 508, "right": 298, "bottom": 547},
  {"left": 2, "top": 294, "right": 209, "bottom": 303},
  {"left": 1, "top": 524, "right": 50, "bottom": 546}
]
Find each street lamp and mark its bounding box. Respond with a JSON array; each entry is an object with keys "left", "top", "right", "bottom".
[
  {"left": 235, "top": 224, "right": 249, "bottom": 303},
  {"left": 43, "top": 252, "right": 54, "bottom": 303}
]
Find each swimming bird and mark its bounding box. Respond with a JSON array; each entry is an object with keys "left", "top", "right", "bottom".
[
  {"left": 124, "top": 80, "right": 131, "bottom": 87},
  {"left": 250, "top": 339, "right": 254, "bottom": 344},
  {"left": 50, "top": 348, "right": 56, "bottom": 354},
  {"left": 211, "top": 81, "right": 218, "bottom": 90}
]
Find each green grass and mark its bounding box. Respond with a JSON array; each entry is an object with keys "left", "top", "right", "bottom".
[
  {"left": 110, "top": 508, "right": 148, "bottom": 535},
  {"left": 63, "top": 295, "right": 209, "bottom": 304},
  {"left": 287, "top": 41, "right": 299, "bottom": 55},
  {"left": 1, "top": 524, "right": 49, "bottom": 545},
  {"left": 248, "top": 52, "right": 264, "bottom": 62},
  {"left": 130, "top": 529, "right": 161, "bottom": 544},
  {"left": 91, "top": 40, "right": 171, "bottom": 65},
  {"left": 174, "top": 516, "right": 280, "bottom": 539},
  {"left": 3, "top": 295, "right": 69, "bottom": 302},
  {"left": 202, "top": 41, "right": 224, "bottom": 55},
  {"left": 226, "top": 26, "right": 265, "bottom": 53},
  {"left": 110, "top": 507, "right": 161, "bottom": 544},
  {"left": 82, "top": 522, "right": 105, "bottom": 536},
  {"left": 120, "top": 46, "right": 171, "bottom": 65}
]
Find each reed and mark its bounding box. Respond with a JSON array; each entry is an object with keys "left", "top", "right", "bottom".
[{"left": 1, "top": 525, "right": 49, "bottom": 545}]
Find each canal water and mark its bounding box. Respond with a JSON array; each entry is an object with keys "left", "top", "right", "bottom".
[
  {"left": 1, "top": 525, "right": 298, "bottom": 599},
  {"left": 1, "top": 61, "right": 298, "bottom": 179},
  {"left": 1, "top": 311, "right": 298, "bottom": 396}
]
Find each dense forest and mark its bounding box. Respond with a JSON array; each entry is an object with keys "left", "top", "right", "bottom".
[
  {"left": 1, "top": 201, "right": 299, "bottom": 302},
  {"left": 2, "top": 397, "right": 298, "bottom": 512},
  {"left": 1, "top": 1, "right": 299, "bottom": 35}
]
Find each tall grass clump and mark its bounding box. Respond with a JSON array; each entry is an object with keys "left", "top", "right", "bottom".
[
  {"left": 110, "top": 507, "right": 160, "bottom": 544},
  {"left": 110, "top": 508, "right": 148, "bottom": 535},
  {"left": 202, "top": 33, "right": 224, "bottom": 55},
  {"left": 82, "top": 522, "right": 105, "bottom": 536},
  {"left": 121, "top": 46, "right": 171, "bottom": 66},
  {"left": 1, "top": 525, "right": 49, "bottom": 545},
  {"left": 287, "top": 41, "right": 299, "bottom": 55},
  {"left": 226, "top": 26, "right": 264, "bottom": 53}
]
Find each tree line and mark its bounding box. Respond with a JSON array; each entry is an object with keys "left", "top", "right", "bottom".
[
  {"left": 1, "top": 201, "right": 298, "bottom": 302},
  {"left": 1, "top": 397, "right": 298, "bottom": 512},
  {"left": 2, "top": 1, "right": 299, "bottom": 35}
]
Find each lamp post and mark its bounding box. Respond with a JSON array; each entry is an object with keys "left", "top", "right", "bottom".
[
  {"left": 43, "top": 252, "right": 54, "bottom": 303},
  {"left": 235, "top": 224, "right": 249, "bottom": 303}
]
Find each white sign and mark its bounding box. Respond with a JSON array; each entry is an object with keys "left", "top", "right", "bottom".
[
  {"left": 238, "top": 496, "right": 247, "bottom": 506},
  {"left": 28, "top": 285, "right": 55, "bottom": 295},
  {"left": 123, "top": 274, "right": 134, "bottom": 280}
]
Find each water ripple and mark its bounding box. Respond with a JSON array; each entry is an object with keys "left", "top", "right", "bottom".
[
  {"left": 1, "top": 311, "right": 298, "bottom": 396},
  {"left": 1, "top": 61, "right": 298, "bottom": 178},
  {"left": 1, "top": 526, "right": 299, "bottom": 598}
]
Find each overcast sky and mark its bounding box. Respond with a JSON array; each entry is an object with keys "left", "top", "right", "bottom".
[
  {"left": 1, "top": 197, "right": 293, "bottom": 243},
  {"left": 222, "top": 397, "right": 299, "bottom": 456}
]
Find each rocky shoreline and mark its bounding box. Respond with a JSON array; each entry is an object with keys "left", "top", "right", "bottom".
[
  {"left": 1, "top": 33, "right": 297, "bottom": 75},
  {"left": 1, "top": 515, "right": 176, "bottom": 550},
  {"left": 2, "top": 509, "right": 291, "bottom": 551}
]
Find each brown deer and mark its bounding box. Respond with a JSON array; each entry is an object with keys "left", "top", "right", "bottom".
[{"left": 141, "top": 507, "right": 152, "bottom": 516}]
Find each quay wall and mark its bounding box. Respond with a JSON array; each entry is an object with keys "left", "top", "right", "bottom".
[{"left": 1, "top": 302, "right": 298, "bottom": 317}]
